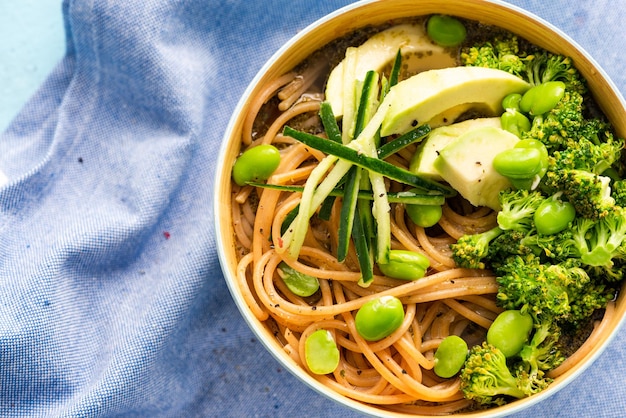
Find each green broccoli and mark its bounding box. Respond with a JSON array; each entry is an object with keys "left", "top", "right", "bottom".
[
  {"left": 570, "top": 207, "right": 626, "bottom": 268},
  {"left": 496, "top": 189, "right": 545, "bottom": 232},
  {"left": 518, "top": 228, "right": 577, "bottom": 260},
  {"left": 519, "top": 318, "right": 565, "bottom": 375},
  {"left": 513, "top": 317, "right": 565, "bottom": 395},
  {"left": 495, "top": 254, "right": 612, "bottom": 323},
  {"left": 487, "top": 230, "right": 534, "bottom": 267},
  {"left": 460, "top": 35, "right": 527, "bottom": 78},
  {"left": 460, "top": 342, "right": 531, "bottom": 406},
  {"left": 611, "top": 179, "right": 626, "bottom": 207},
  {"left": 451, "top": 226, "right": 503, "bottom": 269},
  {"left": 549, "top": 135, "right": 624, "bottom": 176},
  {"left": 522, "top": 89, "right": 585, "bottom": 152},
  {"left": 542, "top": 169, "right": 615, "bottom": 219},
  {"left": 524, "top": 53, "right": 587, "bottom": 94}
]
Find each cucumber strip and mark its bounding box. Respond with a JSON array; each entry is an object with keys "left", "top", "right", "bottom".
[
  {"left": 368, "top": 168, "right": 391, "bottom": 264},
  {"left": 318, "top": 195, "right": 336, "bottom": 221},
  {"left": 337, "top": 166, "right": 362, "bottom": 262},
  {"left": 319, "top": 102, "right": 342, "bottom": 143},
  {"left": 341, "top": 47, "right": 358, "bottom": 144},
  {"left": 246, "top": 182, "right": 445, "bottom": 205},
  {"left": 377, "top": 124, "right": 431, "bottom": 159},
  {"left": 354, "top": 71, "right": 379, "bottom": 139},
  {"left": 283, "top": 126, "right": 456, "bottom": 197},
  {"left": 337, "top": 70, "right": 380, "bottom": 261},
  {"left": 281, "top": 205, "right": 299, "bottom": 235},
  {"left": 388, "top": 49, "right": 402, "bottom": 89},
  {"left": 278, "top": 154, "right": 339, "bottom": 258},
  {"left": 352, "top": 207, "right": 374, "bottom": 286},
  {"left": 282, "top": 157, "right": 353, "bottom": 258}
]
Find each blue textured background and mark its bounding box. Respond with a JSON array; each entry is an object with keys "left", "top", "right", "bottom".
[{"left": 0, "top": 1, "right": 624, "bottom": 417}]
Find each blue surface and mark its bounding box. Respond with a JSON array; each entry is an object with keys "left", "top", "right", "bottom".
[
  {"left": 0, "top": 1, "right": 625, "bottom": 417},
  {"left": 0, "top": 0, "right": 65, "bottom": 132}
]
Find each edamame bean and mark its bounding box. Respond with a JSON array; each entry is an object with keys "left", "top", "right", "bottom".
[
  {"left": 534, "top": 194, "right": 576, "bottom": 235},
  {"left": 278, "top": 262, "right": 320, "bottom": 297},
  {"left": 519, "top": 81, "right": 566, "bottom": 116},
  {"left": 515, "top": 139, "right": 548, "bottom": 177},
  {"left": 433, "top": 335, "right": 468, "bottom": 378},
  {"left": 493, "top": 147, "right": 543, "bottom": 180},
  {"left": 355, "top": 296, "right": 405, "bottom": 341},
  {"left": 406, "top": 203, "right": 443, "bottom": 228},
  {"left": 426, "top": 15, "right": 467, "bottom": 47},
  {"left": 232, "top": 144, "right": 281, "bottom": 186},
  {"left": 305, "top": 329, "right": 340, "bottom": 375},
  {"left": 501, "top": 109, "right": 531, "bottom": 138},
  {"left": 487, "top": 310, "right": 533, "bottom": 357},
  {"left": 377, "top": 250, "right": 430, "bottom": 281},
  {"left": 502, "top": 93, "right": 523, "bottom": 112}
]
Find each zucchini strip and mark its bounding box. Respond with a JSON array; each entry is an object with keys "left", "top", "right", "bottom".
[
  {"left": 247, "top": 182, "right": 445, "bottom": 205},
  {"left": 337, "top": 166, "right": 362, "bottom": 262},
  {"left": 377, "top": 124, "right": 431, "bottom": 159},
  {"left": 283, "top": 126, "right": 456, "bottom": 197},
  {"left": 319, "top": 101, "right": 342, "bottom": 143}
]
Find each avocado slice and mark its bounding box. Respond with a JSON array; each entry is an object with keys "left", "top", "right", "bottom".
[
  {"left": 380, "top": 67, "right": 530, "bottom": 136},
  {"left": 325, "top": 23, "right": 455, "bottom": 118},
  {"left": 433, "top": 126, "right": 519, "bottom": 210},
  {"left": 409, "top": 117, "right": 502, "bottom": 181}
]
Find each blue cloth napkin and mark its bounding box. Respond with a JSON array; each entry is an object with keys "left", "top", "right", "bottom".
[{"left": 0, "top": 1, "right": 624, "bottom": 417}]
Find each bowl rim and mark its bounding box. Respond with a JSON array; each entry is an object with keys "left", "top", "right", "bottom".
[{"left": 214, "top": 1, "right": 626, "bottom": 416}]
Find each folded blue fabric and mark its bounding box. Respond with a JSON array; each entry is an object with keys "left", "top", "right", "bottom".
[{"left": 0, "top": 1, "right": 624, "bottom": 417}]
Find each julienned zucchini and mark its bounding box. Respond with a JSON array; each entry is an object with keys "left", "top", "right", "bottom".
[
  {"left": 247, "top": 182, "right": 445, "bottom": 205},
  {"left": 337, "top": 70, "right": 380, "bottom": 263},
  {"left": 283, "top": 126, "right": 456, "bottom": 197}
]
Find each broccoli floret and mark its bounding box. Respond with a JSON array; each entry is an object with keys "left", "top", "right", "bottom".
[
  {"left": 524, "top": 53, "right": 587, "bottom": 94},
  {"left": 518, "top": 229, "right": 577, "bottom": 260},
  {"left": 519, "top": 318, "right": 565, "bottom": 375},
  {"left": 488, "top": 230, "right": 534, "bottom": 267},
  {"left": 550, "top": 136, "right": 624, "bottom": 176},
  {"left": 495, "top": 255, "right": 612, "bottom": 323},
  {"left": 522, "top": 90, "right": 585, "bottom": 152},
  {"left": 570, "top": 207, "right": 626, "bottom": 268},
  {"left": 496, "top": 189, "right": 545, "bottom": 232},
  {"left": 542, "top": 169, "right": 615, "bottom": 219},
  {"left": 611, "top": 179, "right": 626, "bottom": 207},
  {"left": 511, "top": 317, "right": 565, "bottom": 395},
  {"left": 451, "top": 226, "right": 503, "bottom": 269},
  {"left": 460, "top": 36, "right": 527, "bottom": 78},
  {"left": 460, "top": 342, "right": 528, "bottom": 406}
]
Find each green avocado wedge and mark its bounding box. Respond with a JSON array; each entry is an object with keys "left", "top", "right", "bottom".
[
  {"left": 433, "top": 126, "right": 520, "bottom": 210},
  {"left": 325, "top": 23, "right": 454, "bottom": 118},
  {"left": 409, "top": 117, "right": 502, "bottom": 181},
  {"left": 380, "top": 67, "right": 530, "bottom": 136}
]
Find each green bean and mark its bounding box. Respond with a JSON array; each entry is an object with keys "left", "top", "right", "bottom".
[
  {"left": 277, "top": 262, "right": 320, "bottom": 297},
  {"left": 426, "top": 15, "right": 467, "bottom": 47},
  {"left": 487, "top": 310, "right": 533, "bottom": 357},
  {"left": 377, "top": 250, "right": 430, "bottom": 281},
  {"left": 519, "top": 81, "right": 566, "bottom": 116},
  {"left": 232, "top": 144, "right": 281, "bottom": 186},
  {"left": 433, "top": 335, "right": 468, "bottom": 378},
  {"left": 502, "top": 93, "right": 523, "bottom": 112},
  {"left": 355, "top": 295, "right": 405, "bottom": 341},
  {"left": 493, "top": 147, "right": 543, "bottom": 180},
  {"left": 534, "top": 194, "right": 576, "bottom": 235},
  {"left": 305, "top": 329, "right": 340, "bottom": 375},
  {"left": 501, "top": 109, "right": 531, "bottom": 138},
  {"left": 515, "top": 139, "right": 548, "bottom": 177},
  {"left": 405, "top": 190, "right": 443, "bottom": 228}
]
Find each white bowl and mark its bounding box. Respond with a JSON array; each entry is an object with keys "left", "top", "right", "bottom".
[{"left": 215, "top": 1, "right": 626, "bottom": 416}]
